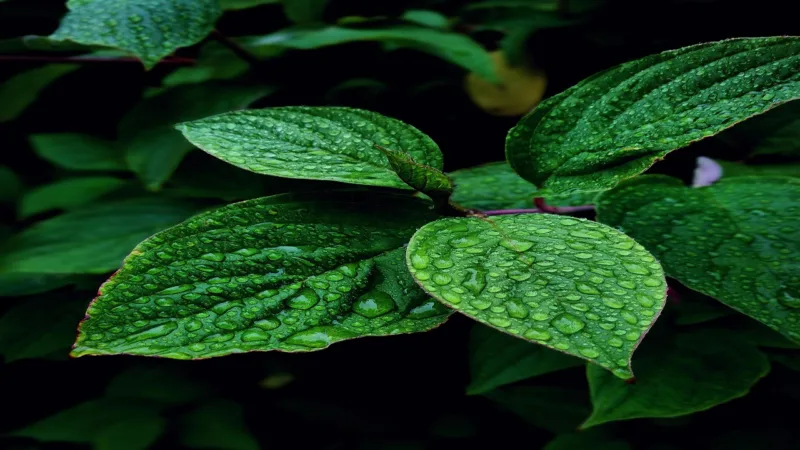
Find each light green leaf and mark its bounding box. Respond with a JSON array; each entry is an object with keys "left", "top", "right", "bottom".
[
  {"left": 221, "top": 0, "right": 279, "bottom": 10},
  {"left": 484, "top": 386, "right": 591, "bottom": 433},
  {"left": 402, "top": 10, "right": 449, "bottom": 29},
  {"left": 715, "top": 159, "right": 800, "bottom": 178},
  {"left": 0, "top": 165, "right": 22, "bottom": 202},
  {"left": 377, "top": 145, "right": 453, "bottom": 199},
  {"left": 244, "top": 26, "right": 498, "bottom": 82},
  {"left": 181, "top": 400, "right": 259, "bottom": 450},
  {"left": 50, "top": 0, "right": 222, "bottom": 69},
  {"left": 406, "top": 214, "right": 667, "bottom": 379},
  {"left": 0, "top": 64, "right": 79, "bottom": 123},
  {"left": 162, "top": 42, "right": 249, "bottom": 87},
  {"left": 596, "top": 175, "right": 800, "bottom": 343},
  {"left": 0, "top": 198, "right": 199, "bottom": 274},
  {"left": 0, "top": 296, "right": 88, "bottom": 361},
  {"left": 468, "top": 324, "right": 582, "bottom": 395},
  {"left": 177, "top": 106, "right": 443, "bottom": 189},
  {"left": 583, "top": 329, "right": 770, "bottom": 428},
  {"left": 449, "top": 161, "right": 599, "bottom": 210},
  {"left": 71, "top": 191, "right": 450, "bottom": 359},
  {"left": 506, "top": 37, "right": 800, "bottom": 195},
  {"left": 282, "top": 0, "right": 328, "bottom": 24},
  {"left": 11, "top": 398, "right": 165, "bottom": 450},
  {"left": 30, "top": 133, "right": 126, "bottom": 171},
  {"left": 20, "top": 176, "right": 126, "bottom": 218},
  {"left": 121, "top": 84, "right": 273, "bottom": 190}
]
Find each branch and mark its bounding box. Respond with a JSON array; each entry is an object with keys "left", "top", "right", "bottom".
[{"left": 0, "top": 55, "right": 196, "bottom": 66}]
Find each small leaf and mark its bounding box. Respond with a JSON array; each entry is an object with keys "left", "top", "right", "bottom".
[
  {"left": 244, "top": 26, "right": 498, "bottom": 82},
  {"left": 71, "top": 191, "right": 450, "bottom": 359},
  {"left": 177, "top": 107, "right": 443, "bottom": 189},
  {"left": 30, "top": 133, "right": 126, "bottom": 171},
  {"left": 0, "top": 198, "right": 200, "bottom": 274},
  {"left": 468, "top": 324, "right": 582, "bottom": 395},
  {"left": 50, "top": 0, "right": 222, "bottom": 69},
  {"left": 0, "top": 165, "right": 22, "bottom": 202},
  {"left": 506, "top": 37, "right": 800, "bottom": 195},
  {"left": 220, "top": 0, "right": 279, "bottom": 10},
  {"left": 484, "top": 386, "right": 591, "bottom": 433},
  {"left": 19, "top": 176, "right": 127, "bottom": 218},
  {"left": 406, "top": 214, "right": 667, "bottom": 379},
  {"left": 583, "top": 329, "right": 770, "bottom": 428},
  {"left": 377, "top": 145, "right": 453, "bottom": 199},
  {"left": 282, "top": 0, "right": 328, "bottom": 24},
  {"left": 121, "top": 84, "right": 273, "bottom": 190},
  {"left": 180, "top": 400, "right": 259, "bottom": 450},
  {"left": 596, "top": 175, "right": 800, "bottom": 343},
  {"left": 0, "top": 64, "right": 79, "bottom": 123},
  {"left": 449, "top": 161, "right": 599, "bottom": 210},
  {"left": 0, "top": 296, "right": 88, "bottom": 361}
]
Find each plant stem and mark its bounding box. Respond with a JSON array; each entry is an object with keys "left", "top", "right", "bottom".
[
  {"left": 534, "top": 197, "right": 595, "bottom": 214},
  {"left": 0, "top": 55, "right": 196, "bottom": 66},
  {"left": 211, "top": 29, "right": 261, "bottom": 67}
]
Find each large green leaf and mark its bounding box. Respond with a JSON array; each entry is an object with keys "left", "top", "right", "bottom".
[
  {"left": 177, "top": 107, "right": 444, "bottom": 189},
  {"left": 121, "top": 84, "right": 273, "bottom": 190},
  {"left": 50, "top": 0, "right": 222, "bottom": 69},
  {"left": 71, "top": 191, "right": 450, "bottom": 359},
  {"left": 506, "top": 37, "right": 800, "bottom": 195},
  {"left": 0, "top": 64, "right": 79, "bottom": 123},
  {"left": 244, "top": 26, "right": 498, "bottom": 82},
  {"left": 0, "top": 296, "right": 88, "bottom": 361},
  {"left": 468, "top": 324, "right": 581, "bottom": 395},
  {"left": 30, "top": 133, "right": 126, "bottom": 171},
  {"left": 484, "top": 386, "right": 591, "bottom": 433},
  {"left": 583, "top": 329, "right": 770, "bottom": 427},
  {"left": 449, "top": 162, "right": 599, "bottom": 210},
  {"left": 180, "top": 400, "right": 259, "bottom": 450},
  {"left": 19, "top": 176, "right": 127, "bottom": 218},
  {"left": 596, "top": 175, "right": 800, "bottom": 343},
  {"left": 406, "top": 214, "right": 667, "bottom": 379},
  {"left": 0, "top": 198, "right": 199, "bottom": 274}
]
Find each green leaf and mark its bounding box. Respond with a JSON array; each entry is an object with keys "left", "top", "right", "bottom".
[
  {"left": 0, "top": 198, "right": 199, "bottom": 274},
  {"left": 718, "top": 101, "right": 800, "bottom": 157},
  {"left": 583, "top": 329, "right": 770, "bottom": 428},
  {"left": 0, "top": 35, "right": 92, "bottom": 53},
  {"left": 544, "top": 429, "right": 630, "bottom": 450},
  {"left": 162, "top": 42, "right": 249, "bottom": 87},
  {"left": 20, "top": 176, "right": 127, "bottom": 218},
  {"left": 0, "top": 273, "right": 76, "bottom": 297},
  {"left": 282, "top": 0, "right": 328, "bottom": 24},
  {"left": 71, "top": 191, "right": 450, "bottom": 359},
  {"left": 377, "top": 145, "right": 453, "bottom": 199},
  {"left": 402, "top": 10, "right": 449, "bottom": 29},
  {"left": 506, "top": 37, "right": 800, "bottom": 195},
  {"left": 181, "top": 400, "right": 259, "bottom": 450},
  {"left": 244, "top": 26, "right": 498, "bottom": 82},
  {"left": 11, "top": 398, "right": 165, "bottom": 450},
  {"left": 715, "top": 159, "right": 800, "bottom": 178},
  {"left": 0, "top": 64, "right": 80, "bottom": 123},
  {"left": 449, "top": 162, "right": 599, "bottom": 210},
  {"left": 221, "top": 0, "right": 279, "bottom": 10},
  {"left": 50, "top": 0, "right": 222, "bottom": 69},
  {"left": 121, "top": 84, "right": 273, "bottom": 190},
  {"left": 30, "top": 133, "right": 126, "bottom": 171},
  {"left": 484, "top": 386, "right": 591, "bottom": 433},
  {"left": 406, "top": 214, "right": 667, "bottom": 379},
  {"left": 596, "top": 175, "right": 800, "bottom": 343},
  {"left": 0, "top": 165, "right": 22, "bottom": 202},
  {"left": 177, "top": 106, "right": 444, "bottom": 189},
  {"left": 0, "top": 296, "right": 88, "bottom": 361},
  {"left": 468, "top": 324, "right": 582, "bottom": 395}
]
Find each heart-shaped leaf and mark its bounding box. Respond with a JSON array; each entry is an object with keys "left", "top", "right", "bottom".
[
  {"left": 406, "top": 214, "right": 667, "bottom": 378},
  {"left": 176, "top": 107, "right": 444, "bottom": 190},
  {"left": 72, "top": 191, "right": 451, "bottom": 359},
  {"left": 50, "top": 0, "right": 222, "bottom": 69},
  {"left": 506, "top": 37, "right": 800, "bottom": 195},
  {"left": 596, "top": 175, "right": 800, "bottom": 343}
]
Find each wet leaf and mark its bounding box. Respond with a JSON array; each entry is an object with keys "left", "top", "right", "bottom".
[
  {"left": 596, "top": 175, "right": 800, "bottom": 343},
  {"left": 406, "top": 214, "right": 667, "bottom": 379},
  {"left": 71, "top": 191, "right": 450, "bottom": 359},
  {"left": 506, "top": 37, "right": 800, "bottom": 195},
  {"left": 377, "top": 145, "right": 453, "bottom": 200}
]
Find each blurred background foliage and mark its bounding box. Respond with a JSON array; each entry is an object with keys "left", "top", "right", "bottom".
[{"left": 0, "top": 0, "right": 798, "bottom": 449}]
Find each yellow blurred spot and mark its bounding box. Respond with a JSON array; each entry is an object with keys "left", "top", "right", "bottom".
[
  {"left": 259, "top": 372, "right": 294, "bottom": 389},
  {"left": 465, "top": 51, "right": 547, "bottom": 117}
]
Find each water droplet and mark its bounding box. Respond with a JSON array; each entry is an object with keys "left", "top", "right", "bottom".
[
  {"left": 159, "top": 284, "right": 193, "bottom": 295},
  {"left": 200, "top": 252, "right": 226, "bottom": 262},
  {"left": 621, "top": 311, "right": 638, "bottom": 324},
  {"left": 126, "top": 322, "right": 177, "bottom": 342},
  {"left": 579, "top": 348, "right": 600, "bottom": 358},
  {"left": 432, "top": 273, "right": 453, "bottom": 286},
  {"left": 550, "top": 313, "right": 585, "bottom": 334},
  {"left": 449, "top": 235, "right": 481, "bottom": 248},
  {"left": 500, "top": 239, "right": 533, "bottom": 252},
  {"left": 488, "top": 317, "right": 511, "bottom": 328},
  {"left": 287, "top": 288, "right": 320, "bottom": 310},
  {"left": 185, "top": 320, "right": 202, "bottom": 332},
  {"left": 608, "top": 337, "right": 624, "bottom": 348},
  {"left": 623, "top": 264, "right": 650, "bottom": 275},
  {"left": 524, "top": 327, "right": 551, "bottom": 341},
  {"left": 353, "top": 290, "right": 395, "bottom": 318},
  {"left": 410, "top": 254, "right": 430, "bottom": 270},
  {"left": 285, "top": 326, "right": 355, "bottom": 348},
  {"left": 643, "top": 278, "right": 662, "bottom": 287},
  {"left": 255, "top": 318, "right": 281, "bottom": 330},
  {"left": 242, "top": 329, "right": 270, "bottom": 342},
  {"left": 506, "top": 299, "right": 529, "bottom": 319},
  {"left": 441, "top": 290, "right": 462, "bottom": 304},
  {"left": 462, "top": 268, "right": 487, "bottom": 295},
  {"left": 602, "top": 297, "right": 625, "bottom": 309},
  {"left": 577, "top": 284, "right": 600, "bottom": 295}
]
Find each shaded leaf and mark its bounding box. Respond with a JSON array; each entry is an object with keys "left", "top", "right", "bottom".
[
  {"left": 715, "top": 159, "right": 800, "bottom": 178},
  {"left": 50, "top": 0, "right": 222, "bottom": 69},
  {"left": 162, "top": 42, "right": 249, "bottom": 87},
  {"left": 468, "top": 324, "right": 582, "bottom": 395},
  {"left": 402, "top": 10, "right": 449, "bottom": 29},
  {"left": 71, "top": 191, "right": 450, "bottom": 359},
  {"left": 0, "top": 165, "right": 22, "bottom": 202},
  {"left": 30, "top": 133, "right": 126, "bottom": 171},
  {"left": 506, "top": 37, "right": 800, "bottom": 195},
  {"left": 0, "top": 198, "right": 199, "bottom": 274},
  {"left": 177, "top": 106, "right": 443, "bottom": 189},
  {"left": 0, "top": 64, "right": 79, "bottom": 123},
  {"left": 19, "top": 176, "right": 127, "bottom": 218},
  {"left": 282, "top": 0, "right": 328, "bottom": 24},
  {"left": 583, "top": 329, "right": 770, "bottom": 427},
  {"left": 406, "top": 214, "right": 667, "bottom": 379},
  {"left": 596, "top": 175, "right": 800, "bottom": 343},
  {"left": 719, "top": 101, "right": 800, "bottom": 157},
  {"left": 484, "top": 386, "right": 591, "bottom": 433},
  {"left": 0, "top": 272, "right": 77, "bottom": 297},
  {"left": 0, "top": 296, "right": 88, "bottom": 361},
  {"left": 180, "top": 399, "right": 258, "bottom": 450}
]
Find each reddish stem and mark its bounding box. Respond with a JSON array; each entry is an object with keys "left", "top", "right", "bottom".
[{"left": 0, "top": 55, "right": 196, "bottom": 66}]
